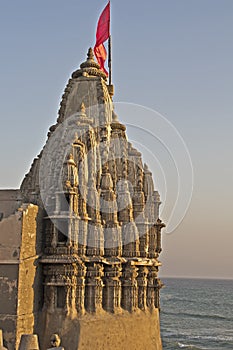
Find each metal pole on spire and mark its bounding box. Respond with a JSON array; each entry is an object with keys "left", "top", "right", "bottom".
[
  {"left": 107, "top": 1, "right": 114, "bottom": 98},
  {"left": 108, "top": 1, "right": 112, "bottom": 86},
  {"left": 108, "top": 34, "right": 112, "bottom": 85}
]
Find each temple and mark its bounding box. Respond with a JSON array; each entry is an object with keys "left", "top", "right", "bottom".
[{"left": 0, "top": 48, "right": 165, "bottom": 350}]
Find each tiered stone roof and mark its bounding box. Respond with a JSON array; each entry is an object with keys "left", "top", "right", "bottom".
[{"left": 20, "top": 48, "right": 165, "bottom": 322}]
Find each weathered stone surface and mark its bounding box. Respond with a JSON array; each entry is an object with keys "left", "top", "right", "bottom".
[
  {"left": 38, "top": 310, "right": 162, "bottom": 350},
  {"left": 0, "top": 204, "right": 40, "bottom": 350},
  {"left": 0, "top": 210, "right": 21, "bottom": 261},
  {"left": 0, "top": 190, "right": 22, "bottom": 220}
]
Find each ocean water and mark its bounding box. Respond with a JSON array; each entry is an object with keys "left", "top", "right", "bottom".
[{"left": 160, "top": 278, "right": 233, "bottom": 350}]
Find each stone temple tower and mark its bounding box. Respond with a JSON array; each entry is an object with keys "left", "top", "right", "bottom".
[{"left": 0, "top": 48, "right": 165, "bottom": 350}]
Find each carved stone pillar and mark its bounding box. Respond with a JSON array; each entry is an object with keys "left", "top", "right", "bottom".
[
  {"left": 71, "top": 217, "right": 79, "bottom": 248},
  {"left": 137, "top": 266, "right": 148, "bottom": 310},
  {"left": 64, "top": 284, "right": 70, "bottom": 313},
  {"left": 69, "top": 277, "right": 77, "bottom": 315},
  {"left": 148, "top": 224, "right": 157, "bottom": 258},
  {"left": 73, "top": 190, "right": 79, "bottom": 215},
  {"left": 103, "top": 264, "right": 122, "bottom": 313},
  {"left": 121, "top": 264, "right": 138, "bottom": 312},
  {"left": 147, "top": 264, "right": 159, "bottom": 310},
  {"left": 154, "top": 278, "right": 163, "bottom": 309},
  {"left": 85, "top": 263, "right": 104, "bottom": 313},
  {"left": 78, "top": 186, "right": 88, "bottom": 220},
  {"left": 76, "top": 263, "right": 86, "bottom": 315}
]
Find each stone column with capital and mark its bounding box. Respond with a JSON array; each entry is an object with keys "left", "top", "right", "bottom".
[
  {"left": 121, "top": 264, "right": 138, "bottom": 312},
  {"left": 76, "top": 263, "right": 86, "bottom": 315},
  {"left": 85, "top": 263, "right": 104, "bottom": 313},
  {"left": 137, "top": 266, "right": 148, "bottom": 310},
  {"left": 147, "top": 264, "right": 159, "bottom": 310},
  {"left": 102, "top": 264, "right": 122, "bottom": 313}
]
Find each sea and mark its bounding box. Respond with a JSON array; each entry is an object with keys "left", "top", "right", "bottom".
[{"left": 160, "top": 278, "right": 233, "bottom": 350}]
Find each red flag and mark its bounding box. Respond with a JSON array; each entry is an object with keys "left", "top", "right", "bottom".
[
  {"left": 94, "top": 2, "right": 110, "bottom": 75},
  {"left": 94, "top": 43, "right": 108, "bottom": 75}
]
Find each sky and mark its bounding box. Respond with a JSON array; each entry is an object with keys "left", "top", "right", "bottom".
[{"left": 0, "top": 0, "right": 232, "bottom": 279}]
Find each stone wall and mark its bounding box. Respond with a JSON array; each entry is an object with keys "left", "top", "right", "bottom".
[
  {"left": 0, "top": 190, "right": 22, "bottom": 220},
  {"left": 38, "top": 309, "right": 162, "bottom": 350},
  {"left": 0, "top": 264, "right": 18, "bottom": 349},
  {"left": 0, "top": 208, "right": 22, "bottom": 349},
  {"left": 0, "top": 203, "right": 40, "bottom": 350}
]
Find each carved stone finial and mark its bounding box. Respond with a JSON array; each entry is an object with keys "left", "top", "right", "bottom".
[
  {"left": 111, "top": 110, "right": 126, "bottom": 131},
  {"left": 80, "top": 48, "right": 99, "bottom": 70},
  {"left": 87, "top": 47, "right": 94, "bottom": 60},
  {"left": 80, "top": 102, "right": 86, "bottom": 114},
  {"left": 112, "top": 110, "right": 118, "bottom": 121},
  {"left": 72, "top": 47, "right": 107, "bottom": 80},
  {"left": 75, "top": 102, "right": 93, "bottom": 125}
]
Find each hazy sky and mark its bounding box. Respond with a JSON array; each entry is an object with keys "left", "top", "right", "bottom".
[{"left": 0, "top": 0, "right": 232, "bottom": 279}]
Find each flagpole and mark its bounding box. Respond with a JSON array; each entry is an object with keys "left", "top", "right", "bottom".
[{"left": 108, "top": 35, "right": 112, "bottom": 85}]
